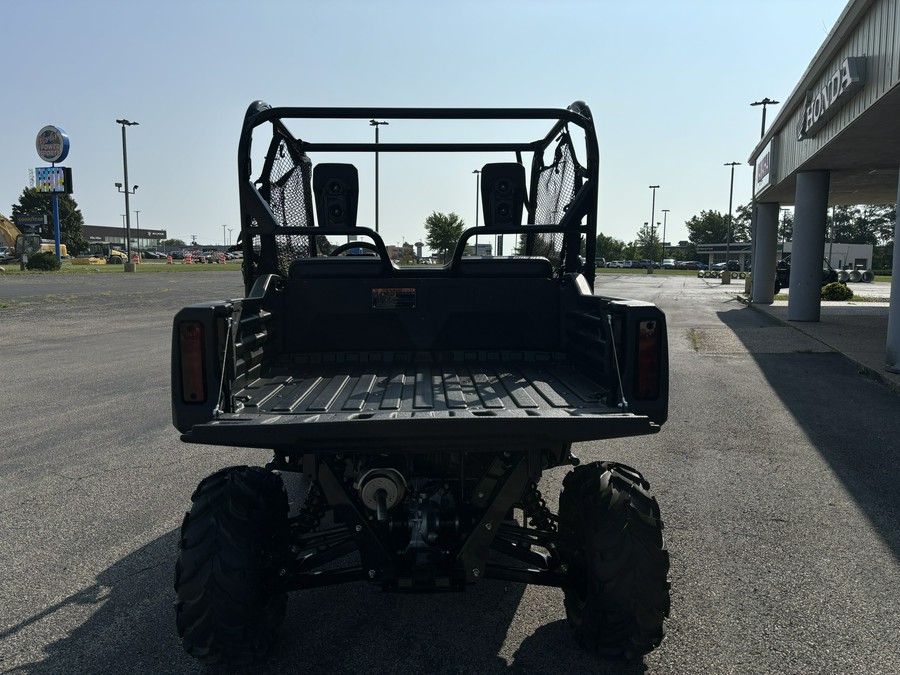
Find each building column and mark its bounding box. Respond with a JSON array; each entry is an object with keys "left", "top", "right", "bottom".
[
  {"left": 788, "top": 171, "right": 830, "bottom": 321},
  {"left": 751, "top": 202, "right": 780, "bottom": 304},
  {"left": 886, "top": 165, "right": 900, "bottom": 372}
]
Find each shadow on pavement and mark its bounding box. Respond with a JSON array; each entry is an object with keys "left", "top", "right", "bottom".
[
  {"left": 4, "top": 527, "right": 645, "bottom": 673},
  {"left": 716, "top": 305, "right": 900, "bottom": 561}
]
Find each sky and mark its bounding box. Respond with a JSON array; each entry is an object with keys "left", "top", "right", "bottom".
[{"left": 1, "top": 0, "right": 850, "bottom": 253}]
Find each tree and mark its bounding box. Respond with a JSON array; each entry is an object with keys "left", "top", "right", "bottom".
[
  {"left": 595, "top": 232, "right": 626, "bottom": 261},
  {"left": 684, "top": 206, "right": 752, "bottom": 247},
  {"left": 396, "top": 241, "right": 416, "bottom": 265},
  {"left": 424, "top": 212, "right": 465, "bottom": 263},
  {"left": 634, "top": 222, "right": 662, "bottom": 261},
  {"left": 161, "top": 238, "right": 188, "bottom": 248},
  {"left": 827, "top": 204, "right": 896, "bottom": 247},
  {"left": 778, "top": 210, "right": 793, "bottom": 250},
  {"left": 10, "top": 188, "right": 88, "bottom": 254},
  {"left": 731, "top": 204, "right": 752, "bottom": 242},
  {"left": 685, "top": 209, "right": 728, "bottom": 245}
]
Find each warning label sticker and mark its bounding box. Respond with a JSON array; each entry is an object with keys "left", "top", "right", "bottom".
[{"left": 372, "top": 288, "right": 416, "bottom": 309}]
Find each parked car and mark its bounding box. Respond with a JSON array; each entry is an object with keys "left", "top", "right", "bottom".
[
  {"left": 676, "top": 260, "right": 707, "bottom": 270},
  {"left": 607, "top": 260, "right": 624, "bottom": 268},
  {"left": 662, "top": 258, "right": 675, "bottom": 269},
  {"left": 636, "top": 259, "right": 660, "bottom": 269},
  {"left": 711, "top": 260, "right": 741, "bottom": 272}
]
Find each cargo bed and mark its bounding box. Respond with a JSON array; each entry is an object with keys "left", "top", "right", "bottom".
[{"left": 181, "top": 350, "right": 659, "bottom": 450}]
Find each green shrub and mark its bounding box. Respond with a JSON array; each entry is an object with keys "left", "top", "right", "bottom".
[
  {"left": 25, "top": 251, "right": 62, "bottom": 271},
  {"left": 821, "top": 281, "right": 853, "bottom": 301}
]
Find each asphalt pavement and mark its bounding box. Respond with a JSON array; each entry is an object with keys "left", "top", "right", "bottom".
[
  {"left": 734, "top": 279, "right": 900, "bottom": 394},
  {"left": 1, "top": 270, "right": 898, "bottom": 674}
]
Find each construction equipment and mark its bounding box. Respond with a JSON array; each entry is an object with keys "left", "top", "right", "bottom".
[
  {"left": 71, "top": 242, "right": 129, "bottom": 265},
  {"left": 1, "top": 212, "right": 68, "bottom": 261},
  {"left": 1, "top": 212, "right": 43, "bottom": 263}
]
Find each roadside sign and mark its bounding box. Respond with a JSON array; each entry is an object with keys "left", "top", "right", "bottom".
[{"left": 36, "top": 125, "right": 70, "bottom": 163}]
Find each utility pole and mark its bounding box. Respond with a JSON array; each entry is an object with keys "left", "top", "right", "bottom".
[
  {"left": 648, "top": 185, "right": 659, "bottom": 274},
  {"left": 660, "top": 209, "right": 670, "bottom": 267},
  {"left": 115, "top": 118, "right": 139, "bottom": 271},
  {"left": 723, "top": 162, "right": 741, "bottom": 284}
]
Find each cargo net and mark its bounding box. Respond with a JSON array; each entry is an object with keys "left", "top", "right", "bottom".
[
  {"left": 255, "top": 132, "right": 325, "bottom": 277},
  {"left": 523, "top": 131, "right": 582, "bottom": 269},
  {"left": 265, "top": 135, "right": 314, "bottom": 228}
]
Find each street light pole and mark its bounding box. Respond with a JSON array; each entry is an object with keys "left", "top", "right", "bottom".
[
  {"left": 723, "top": 162, "right": 741, "bottom": 284},
  {"left": 472, "top": 169, "right": 481, "bottom": 255},
  {"left": 749, "top": 98, "right": 780, "bottom": 291},
  {"left": 370, "top": 120, "right": 389, "bottom": 233},
  {"left": 660, "top": 209, "right": 670, "bottom": 267},
  {"left": 135, "top": 210, "right": 141, "bottom": 251},
  {"left": 648, "top": 185, "right": 659, "bottom": 274},
  {"left": 472, "top": 169, "right": 481, "bottom": 227},
  {"left": 116, "top": 118, "right": 139, "bottom": 270},
  {"left": 751, "top": 97, "right": 779, "bottom": 140}
]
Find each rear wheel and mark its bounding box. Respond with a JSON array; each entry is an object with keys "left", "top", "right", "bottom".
[
  {"left": 558, "top": 461, "right": 670, "bottom": 658},
  {"left": 175, "top": 465, "right": 289, "bottom": 665}
]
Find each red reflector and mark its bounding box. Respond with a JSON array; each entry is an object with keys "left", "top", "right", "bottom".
[
  {"left": 634, "top": 319, "right": 660, "bottom": 400},
  {"left": 179, "top": 322, "right": 206, "bottom": 404}
]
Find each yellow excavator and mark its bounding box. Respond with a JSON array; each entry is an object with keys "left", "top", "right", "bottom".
[{"left": 0, "top": 211, "right": 67, "bottom": 261}]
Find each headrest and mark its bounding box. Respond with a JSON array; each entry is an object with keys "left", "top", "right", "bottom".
[
  {"left": 480, "top": 163, "right": 526, "bottom": 227},
  {"left": 313, "top": 163, "right": 359, "bottom": 228}
]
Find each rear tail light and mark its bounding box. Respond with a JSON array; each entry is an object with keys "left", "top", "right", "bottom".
[
  {"left": 179, "top": 322, "right": 206, "bottom": 403},
  {"left": 634, "top": 319, "right": 661, "bottom": 400}
]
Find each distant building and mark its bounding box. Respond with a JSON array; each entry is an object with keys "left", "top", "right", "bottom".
[
  {"left": 84, "top": 224, "right": 167, "bottom": 250},
  {"left": 783, "top": 241, "right": 873, "bottom": 271},
  {"left": 695, "top": 241, "right": 873, "bottom": 271}
]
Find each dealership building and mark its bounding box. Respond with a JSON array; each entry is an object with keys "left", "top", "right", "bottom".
[
  {"left": 83, "top": 224, "right": 167, "bottom": 251},
  {"left": 748, "top": 0, "right": 900, "bottom": 372}
]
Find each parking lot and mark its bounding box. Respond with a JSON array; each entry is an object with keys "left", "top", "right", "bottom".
[{"left": 1, "top": 271, "right": 898, "bottom": 673}]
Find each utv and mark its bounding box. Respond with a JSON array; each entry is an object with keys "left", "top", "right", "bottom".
[
  {"left": 171, "top": 101, "right": 671, "bottom": 665},
  {"left": 773, "top": 253, "right": 839, "bottom": 292}
]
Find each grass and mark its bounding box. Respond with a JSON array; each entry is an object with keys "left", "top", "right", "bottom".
[
  {"left": 595, "top": 268, "right": 892, "bottom": 282},
  {"left": 596, "top": 267, "right": 691, "bottom": 275},
  {"left": 774, "top": 293, "right": 889, "bottom": 303},
  {"left": 687, "top": 328, "right": 702, "bottom": 351},
  {"left": 0, "top": 260, "right": 243, "bottom": 275}
]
